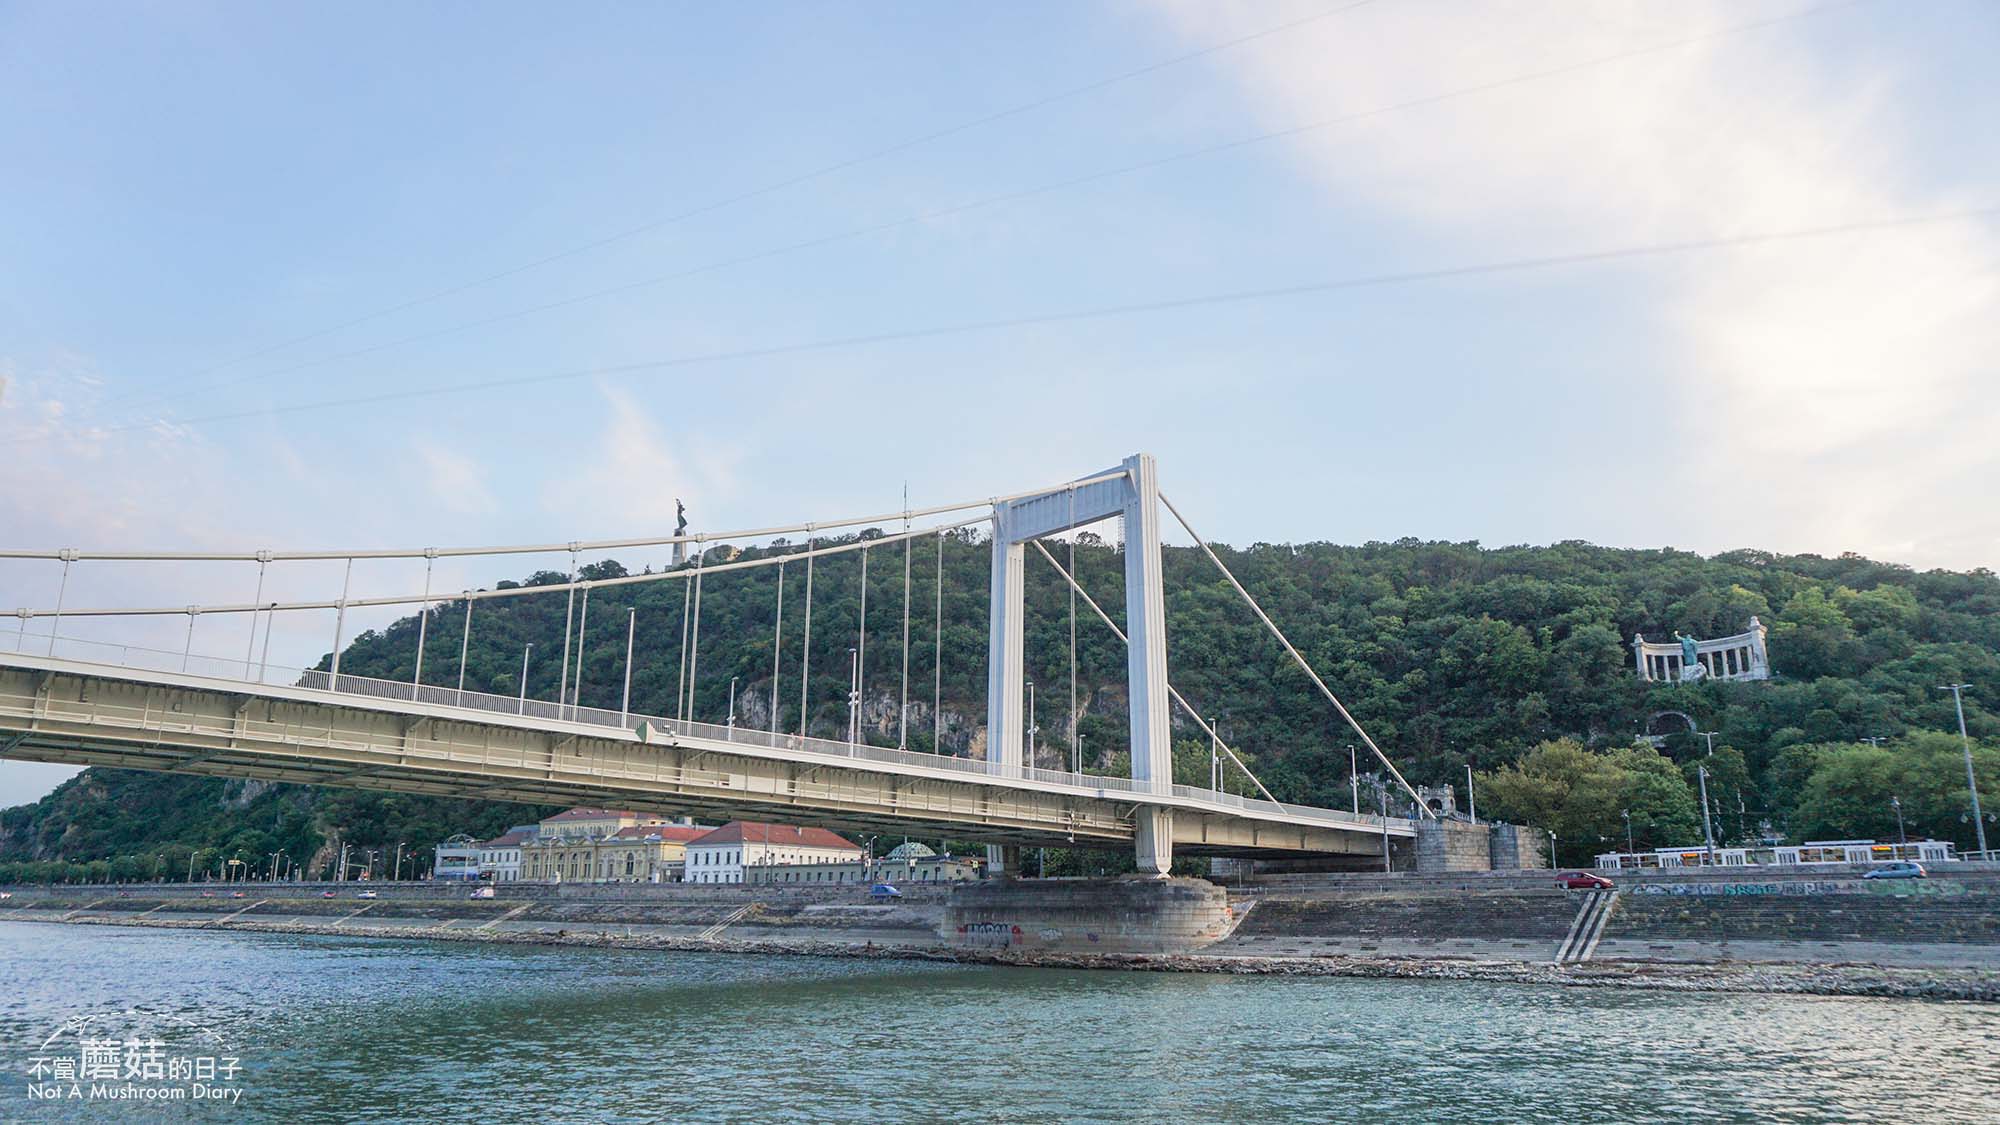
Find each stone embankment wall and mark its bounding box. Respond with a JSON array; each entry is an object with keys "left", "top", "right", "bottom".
[
  {"left": 941, "top": 876, "right": 1232, "bottom": 954},
  {"left": 0, "top": 884, "right": 942, "bottom": 935}
]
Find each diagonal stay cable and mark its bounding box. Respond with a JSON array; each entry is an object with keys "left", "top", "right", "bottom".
[
  {"left": 1026, "top": 538, "right": 1282, "bottom": 807},
  {"left": 1158, "top": 492, "right": 1432, "bottom": 818}
]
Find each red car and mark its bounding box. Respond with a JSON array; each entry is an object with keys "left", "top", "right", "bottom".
[
  {"left": 1556, "top": 871, "right": 1614, "bottom": 890},
  {"left": 320, "top": 890, "right": 337, "bottom": 898}
]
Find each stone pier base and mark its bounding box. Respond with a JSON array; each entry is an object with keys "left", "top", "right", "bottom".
[{"left": 941, "top": 876, "right": 1233, "bottom": 955}]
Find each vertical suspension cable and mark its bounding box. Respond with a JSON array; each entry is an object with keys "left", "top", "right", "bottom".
[
  {"left": 934, "top": 529, "right": 944, "bottom": 755},
  {"left": 620, "top": 606, "right": 636, "bottom": 724},
  {"left": 181, "top": 608, "right": 197, "bottom": 672},
  {"left": 328, "top": 557, "right": 354, "bottom": 685},
  {"left": 258, "top": 598, "right": 276, "bottom": 683},
  {"left": 413, "top": 552, "right": 434, "bottom": 688},
  {"left": 686, "top": 538, "right": 705, "bottom": 723},
  {"left": 855, "top": 544, "right": 868, "bottom": 744},
  {"left": 456, "top": 595, "right": 473, "bottom": 704},
  {"left": 900, "top": 513, "right": 912, "bottom": 749},
  {"left": 47, "top": 554, "right": 72, "bottom": 655},
  {"left": 573, "top": 585, "right": 591, "bottom": 717},
  {"left": 769, "top": 556, "right": 785, "bottom": 736},
  {"left": 1067, "top": 486, "right": 1077, "bottom": 773},
  {"left": 244, "top": 557, "right": 268, "bottom": 678},
  {"left": 800, "top": 525, "right": 815, "bottom": 737},
  {"left": 676, "top": 574, "right": 692, "bottom": 723},
  {"left": 559, "top": 548, "right": 577, "bottom": 714}
]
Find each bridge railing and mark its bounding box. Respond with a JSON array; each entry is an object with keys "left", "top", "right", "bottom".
[{"left": 2, "top": 627, "right": 1404, "bottom": 833}]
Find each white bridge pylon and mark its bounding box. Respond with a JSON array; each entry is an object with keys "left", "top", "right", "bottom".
[{"left": 989, "top": 454, "right": 1176, "bottom": 874}]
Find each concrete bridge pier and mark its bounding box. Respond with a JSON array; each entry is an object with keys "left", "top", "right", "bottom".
[{"left": 941, "top": 875, "right": 1233, "bottom": 955}]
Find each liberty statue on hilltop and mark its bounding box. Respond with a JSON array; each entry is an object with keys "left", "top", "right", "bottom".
[{"left": 672, "top": 499, "right": 688, "bottom": 567}]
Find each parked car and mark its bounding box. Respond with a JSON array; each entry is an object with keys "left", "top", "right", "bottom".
[
  {"left": 868, "top": 883, "right": 903, "bottom": 900},
  {"left": 355, "top": 890, "right": 379, "bottom": 899},
  {"left": 1556, "top": 871, "right": 1614, "bottom": 890},
  {"left": 1863, "top": 861, "right": 1927, "bottom": 879}
]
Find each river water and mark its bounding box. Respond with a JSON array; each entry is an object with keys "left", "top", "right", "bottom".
[{"left": 0, "top": 920, "right": 1993, "bottom": 1123}]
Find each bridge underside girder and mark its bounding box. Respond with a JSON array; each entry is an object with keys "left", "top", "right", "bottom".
[{"left": 0, "top": 664, "right": 1403, "bottom": 859}]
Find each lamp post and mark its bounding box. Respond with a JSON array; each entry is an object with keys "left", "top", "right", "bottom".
[
  {"left": 1548, "top": 830, "right": 1557, "bottom": 871},
  {"left": 1698, "top": 730, "right": 1718, "bottom": 757},
  {"left": 847, "top": 648, "right": 860, "bottom": 745},
  {"left": 1465, "top": 763, "right": 1477, "bottom": 825},
  {"left": 1349, "top": 745, "right": 1358, "bottom": 816},
  {"left": 1378, "top": 785, "right": 1391, "bottom": 874},
  {"left": 1697, "top": 763, "right": 1717, "bottom": 859},
  {"left": 394, "top": 842, "right": 406, "bottom": 883},
  {"left": 1026, "top": 681, "right": 1038, "bottom": 772},
  {"left": 1210, "top": 718, "right": 1221, "bottom": 794},
  {"left": 1890, "top": 795, "right": 1907, "bottom": 847},
  {"left": 727, "top": 676, "right": 738, "bottom": 739},
  {"left": 1939, "top": 684, "right": 1988, "bottom": 857},
  {"left": 1622, "top": 808, "right": 1634, "bottom": 858}
]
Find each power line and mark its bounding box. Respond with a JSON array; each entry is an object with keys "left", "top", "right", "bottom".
[
  {"left": 99, "top": 1, "right": 1377, "bottom": 414},
  {"left": 22, "top": 204, "right": 1990, "bottom": 446},
  {"left": 113, "top": 0, "right": 1870, "bottom": 423}
]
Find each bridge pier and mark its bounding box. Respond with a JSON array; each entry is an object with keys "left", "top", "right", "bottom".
[{"left": 942, "top": 875, "right": 1232, "bottom": 955}]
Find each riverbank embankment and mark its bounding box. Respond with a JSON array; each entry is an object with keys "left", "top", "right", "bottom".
[{"left": 4, "top": 869, "right": 1995, "bottom": 1001}]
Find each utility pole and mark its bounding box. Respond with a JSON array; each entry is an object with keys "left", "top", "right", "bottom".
[
  {"left": 1349, "top": 745, "right": 1359, "bottom": 817},
  {"left": 1465, "top": 763, "right": 1477, "bottom": 825},
  {"left": 1940, "top": 684, "right": 1988, "bottom": 856}
]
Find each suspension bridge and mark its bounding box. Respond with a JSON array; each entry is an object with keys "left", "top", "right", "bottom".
[{"left": 0, "top": 454, "right": 1429, "bottom": 875}]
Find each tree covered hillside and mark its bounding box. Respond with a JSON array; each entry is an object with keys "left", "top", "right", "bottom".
[{"left": 5, "top": 533, "right": 1996, "bottom": 875}]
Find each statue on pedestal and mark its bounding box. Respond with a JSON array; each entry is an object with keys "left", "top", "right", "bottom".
[{"left": 1674, "top": 632, "right": 1706, "bottom": 682}]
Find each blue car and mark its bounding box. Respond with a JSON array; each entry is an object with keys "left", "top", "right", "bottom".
[
  {"left": 1863, "top": 861, "right": 1926, "bottom": 879},
  {"left": 868, "top": 883, "right": 902, "bottom": 899}
]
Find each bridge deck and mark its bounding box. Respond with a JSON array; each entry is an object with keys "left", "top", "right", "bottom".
[{"left": 0, "top": 652, "right": 1412, "bottom": 857}]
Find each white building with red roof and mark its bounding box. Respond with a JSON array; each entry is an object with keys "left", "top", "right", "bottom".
[
  {"left": 521, "top": 807, "right": 710, "bottom": 883},
  {"left": 684, "top": 821, "right": 864, "bottom": 885}
]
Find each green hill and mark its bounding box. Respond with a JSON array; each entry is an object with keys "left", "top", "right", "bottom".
[{"left": 4, "top": 533, "right": 1995, "bottom": 875}]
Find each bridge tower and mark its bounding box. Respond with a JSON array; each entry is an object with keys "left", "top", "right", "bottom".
[{"left": 987, "top": 453, "right": 1174, "bottom": 876}]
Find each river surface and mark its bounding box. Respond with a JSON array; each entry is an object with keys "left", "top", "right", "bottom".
[{"left": 0, "top": 921, "right": 1994, "bottom": 1123}]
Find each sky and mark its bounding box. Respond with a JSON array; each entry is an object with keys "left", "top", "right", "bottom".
[{"left": 2, "top": 0, "right": 1996, "bottom": 807}]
